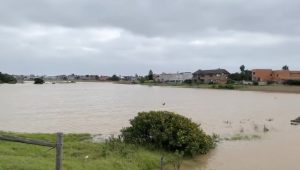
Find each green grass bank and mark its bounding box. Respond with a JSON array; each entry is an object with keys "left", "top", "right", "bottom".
[{"left": 0, "top": 132, "right": 179, "bottom": 170}]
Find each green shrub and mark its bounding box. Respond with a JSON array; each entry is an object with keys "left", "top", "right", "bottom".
[
  {"left": 284, "top": 80, "right": 300, "bottom": 86},
  {"left": 224, "top": 84, "right": 235, "bottom": 89},
  {"left": 121, "top": 111, "right": 214, "bottom": 156},
  {"left": 144, "top": 80, "right": 154, "bottom": 83},
  {"left": 211, "top": 84, "right": 234, "bottom": 89},
  {"left": 226, "top": 79, "right": 235, "bottom": 84},
  {"left": 34, "top": 78, "right": 45, "bottom": 84}
]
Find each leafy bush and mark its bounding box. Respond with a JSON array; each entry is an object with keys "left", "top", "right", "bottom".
[
  {"left": 121, "top": 111, "right": 214, "bottom": 156},
  {"left": 34, "top": 78, "right": 45, "bottom": 84}
]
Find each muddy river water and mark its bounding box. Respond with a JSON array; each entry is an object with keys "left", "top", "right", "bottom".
[{"left": 1, "top": 82, "right": 300, "bottom": 170}]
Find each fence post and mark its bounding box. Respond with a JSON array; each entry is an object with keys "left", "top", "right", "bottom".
[
  {"left": 160, "top": 156, "right": 164, "bottom": 170},
  {"left": 56, "top": 132, "right": 63, "bottom": 170}
]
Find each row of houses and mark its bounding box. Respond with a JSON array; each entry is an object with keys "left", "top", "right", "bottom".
[
  {"left": 155, "top": 72, "right": 193, "bottom": 83},
  {"left": 16, "top": 68, "right": 300, "bottom": 85},
  {"left": 252, "top": 69, "right": 300, "bottom": 84},
  {"left": 20, "top": 74, "right": 111, "bottom": 82},
  {"left": 155, "top": 68, "right": 300, "bottom": 84},
  {"left": 155, "top": 69, "right": 230, "bottom": 84}
]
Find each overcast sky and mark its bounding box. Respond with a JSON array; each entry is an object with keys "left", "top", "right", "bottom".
[{"left": 1, "top": 0, "right": 300, "bottom": 75}]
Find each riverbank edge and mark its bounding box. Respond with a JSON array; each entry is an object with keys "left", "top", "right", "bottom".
[{"left": 125, "top": 82, "right": 300, "bottom": 94}]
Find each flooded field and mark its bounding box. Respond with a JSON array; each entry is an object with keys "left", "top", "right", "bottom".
[{"left": 1, "top": 82, "right": 300, "bottom": 170}]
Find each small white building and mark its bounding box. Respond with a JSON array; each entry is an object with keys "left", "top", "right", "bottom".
[{"left": 156, "top": 72, "right": 193, "bottom": 83}]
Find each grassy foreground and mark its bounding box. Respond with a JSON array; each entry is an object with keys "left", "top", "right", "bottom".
[{"left": 0, "top": 132, "right": 176, "bottom": 170}]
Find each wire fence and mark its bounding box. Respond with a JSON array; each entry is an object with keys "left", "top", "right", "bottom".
[{"left": 0, "top": 132, "right": 63, "bottom": 170}]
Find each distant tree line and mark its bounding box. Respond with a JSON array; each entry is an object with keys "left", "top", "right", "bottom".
[
  {"left": 108, "top": 74, "right": 120, "bottom": 81},
  {"left": 0, "top": 72, "right": 17, "bottom": 84},
  {"left": 137, "top": 70, "right": 154, "bottom": 83}
]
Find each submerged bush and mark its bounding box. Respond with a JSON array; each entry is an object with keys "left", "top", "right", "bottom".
[
  {"left": 121, "top": 111, "right": 214, "bottom": 156},
  {"left": 34, "top": 78, "right": 45, "bottom": 84}
]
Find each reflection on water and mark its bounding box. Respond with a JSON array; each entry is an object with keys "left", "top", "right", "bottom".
[{"left": 1, "top": 82, "right": 300, "bottom": 170}]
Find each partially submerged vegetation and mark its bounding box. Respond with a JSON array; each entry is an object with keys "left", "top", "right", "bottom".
[
  {"left": 223, "top": 134, "right": 261, "bottom": 141},
  {"left": 291, "top": 116, "right": 300, "bottom": 125},
  {"left": 34, "top": 78, "right": 45, "bottom": 84},
  {"left": 0, "top": 111, "right": 215, "bottom": 170},
  {"left": 121, "top": 111, "right": 215, "bottom": 156}
]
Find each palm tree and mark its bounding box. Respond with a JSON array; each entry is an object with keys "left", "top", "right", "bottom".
[{"left": 282, "top": 65, "right": 289, "bottom": 70}]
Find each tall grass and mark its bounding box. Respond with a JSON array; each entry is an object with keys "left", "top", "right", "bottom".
[{"left": 0, "top": 132, "right": 175, "bottom": 170}]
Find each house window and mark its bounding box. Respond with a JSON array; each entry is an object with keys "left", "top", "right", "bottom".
[{"left": 253, "top": 72, "right": 256, "bottom": 75}]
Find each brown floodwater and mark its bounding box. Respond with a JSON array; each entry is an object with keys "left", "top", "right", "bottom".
[{"left": 1, "top": 82, "right": 300, "bottom": 170}]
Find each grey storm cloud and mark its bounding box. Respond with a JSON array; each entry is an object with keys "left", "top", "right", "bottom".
[{"left": 0, "top": 0, "right": 300, "bottom": 75}]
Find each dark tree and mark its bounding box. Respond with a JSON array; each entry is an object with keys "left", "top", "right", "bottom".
[
  {"left": 243, "top": 70, "right": 252, "bottom": 81},
  {"left": 109, "top": 74, "right": 120, "bottom": 81},
  {"left": 34, "top": 78, "right": 45, "bottom": 84},
  {"left": 228, "top": 65, "right": 252, "bottom": 82},
  {"left": 228, "top": 73, "right": 242, "bottom": 81},
  {"left": 282, "top": 65, "right": 289, "bottom": 70},
  {"left": 240, "top": 65, "right": 245, "bottom": 73},
  {"left": 0, "top": 72, "right": 17, "bottom": 84},
  {"left": 148, "top": 70, "right": 153, "bottom": 80}
]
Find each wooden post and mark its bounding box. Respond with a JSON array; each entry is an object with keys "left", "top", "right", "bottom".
[
  {"left": 160, "top": 156, "right": 164, "bottom": 170},
  {"left": 56, "top": 132, "right": 63, "bottom": 170}
]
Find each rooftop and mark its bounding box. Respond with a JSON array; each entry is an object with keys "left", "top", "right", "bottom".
[{"left": 193, "top": 69, "right": 230, "bottom": 75}]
